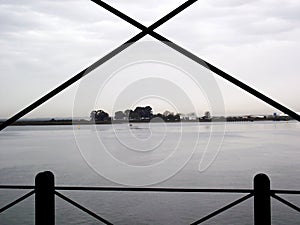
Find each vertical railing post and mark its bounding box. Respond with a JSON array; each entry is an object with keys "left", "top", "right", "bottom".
[
  {"left": 254, "top": 173, "right": 271, "bottom": 225},
  {"left": 35, "top": 171, "right": 55, "bottom": 225}
]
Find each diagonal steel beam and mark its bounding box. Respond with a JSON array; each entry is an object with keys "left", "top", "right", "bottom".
[
  {"left": 0, "top": 0, "right": 197, "bottom": 131},
  {"left": 92, "top": 0, "right": 300, "bottom": 122},
  {"left": 0, "top": 190, "right": 35, "bottom": 213},
  {"left": 271, "top": 193, "right": 300, "bottom": 213},
  {"left": 190, "top": 193, "right": 253, "bottom": 224},
  {"left": 55, "top": 191, "right": 113, "bottom": 224}
]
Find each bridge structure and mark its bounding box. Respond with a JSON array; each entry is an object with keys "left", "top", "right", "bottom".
[{"left": 0, "top": 0, "right": 299, "bottom": 224}]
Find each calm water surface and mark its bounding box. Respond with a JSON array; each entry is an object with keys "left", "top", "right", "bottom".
[{"left": 0, "top": 121, "right": 299, "bottom": 224}]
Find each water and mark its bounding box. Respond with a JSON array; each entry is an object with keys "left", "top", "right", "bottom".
[{"left": 0, "top": 121, "right": 299, "bottom": 224}]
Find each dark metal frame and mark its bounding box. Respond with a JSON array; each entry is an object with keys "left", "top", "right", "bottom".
[{"left": 0, "top": 172, "right": 299, "bottom": 224}]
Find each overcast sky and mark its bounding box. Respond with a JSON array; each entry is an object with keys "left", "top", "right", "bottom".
[{"left": 0, "top": 0, "right": 300, "bottom": 119}]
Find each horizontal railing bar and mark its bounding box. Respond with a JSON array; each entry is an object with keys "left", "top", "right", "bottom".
[
  {"left": 0, "top": 190, "right": 35, "bottom": 214},
  {"left": 272, "top": 190, "right": 300, "bottom": 195},
  {"left": 1, "top": 185, "right": 299, "bottom": 195},
  {"left": 55, "top": 186, "right": 253, "bottom": 193},
  {"left": 55, "top": 191, "right": 113, "bottom": 225},
  {"left": 190, "top": 193, "right": 254, "bottom": 224},
  {"left": 0, "top": 185, "right": 34, "bottom": 190},
  {"left": 271, "top": 193, "right": 300, "bottom": 213}
]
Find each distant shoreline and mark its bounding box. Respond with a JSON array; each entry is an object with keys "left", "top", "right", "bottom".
[{"left": 0, "top": 117, "right": 293, "bottom": 127}]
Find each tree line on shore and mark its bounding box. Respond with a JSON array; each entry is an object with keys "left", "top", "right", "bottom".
[
  {"left": 90, "top": 106, "right": 181, "bottom": 122},
  {"left": 90, "top": 107, "right": 292, "bottom": 123}
]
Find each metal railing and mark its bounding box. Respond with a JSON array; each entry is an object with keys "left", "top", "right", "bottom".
[{"left": 0, "top": 171, "right": 299, "bottom": 225}]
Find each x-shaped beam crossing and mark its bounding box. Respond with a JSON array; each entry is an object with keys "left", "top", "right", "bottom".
[{"left": 0, "top": 0, "right": 299, "bottom": 131}]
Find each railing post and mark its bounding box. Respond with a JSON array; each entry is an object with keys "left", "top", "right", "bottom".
[
  {"left": 35, "top": 171, "right": 55, "bottom": 225},
  {"left": 254, "top": 173, "right": 271, "bottom": 225}
]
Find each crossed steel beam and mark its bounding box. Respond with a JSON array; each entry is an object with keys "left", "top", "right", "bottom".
[{"left": 0, "top": 0, "right": 299, "bottom": 131}]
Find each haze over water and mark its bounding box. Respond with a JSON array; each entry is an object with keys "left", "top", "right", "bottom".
[{"left": 0, "top": 121, "right": 299, "bottom": 224}]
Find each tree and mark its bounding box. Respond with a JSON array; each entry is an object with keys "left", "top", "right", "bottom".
[
  {"left": 130, "top": 106, "right": 153, "bottom": 120},
  {"left": 115, "top": 111, "right": 125, "bottom": 120},
  {"left": 144, "top": 106, "right": 153, "bottom": 118},
  {"left": 204, "top": 111, "right": 211, "bottom": 119},
  {"left": 95, "top": 110, "right": 110, "bottom": 121},
  {"left": 90, "top": 110, "right": 97, "bottom": 121},
  {"left": 154, "top": 111, "right": 180, "bottom": 122},
  {"left": 129, "top": 110, "right": 139, "bottom": 120},
  {"left": 174, "top": 113, "right": 180, "bottom": 121},
  {"left": 155, "top": 113, "right": 163, "bottom": 118},
  {"left": 124, "top": 109, "right": 132, "bottom": 118},
  {"left": 163, "top": 110, "right": 171, "bottom": 117}
]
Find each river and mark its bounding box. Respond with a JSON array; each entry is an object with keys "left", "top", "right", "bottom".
[{"left": 0, "top": 121, "right": 299, "bottom": 224}]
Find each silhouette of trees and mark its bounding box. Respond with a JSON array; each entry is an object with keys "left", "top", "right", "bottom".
[
  {"left": 163, "top": 110, "right": 171, "bottom": 117},
  {"left": 90, "top": 110, "right": 110, "bottom": 121},
  {"left": 124, "top": 109, "right": 132, "bottom": 118},
  {"left": 115, "top": 111, "right": 126, "bottom": 120},
  {"left": 153, "top": 111, "right": 180, "bottom": 122},
  {"left": 90, "top": 106, "right": 181, "bottom": 122},
  {"left": 90, "top": 110, "right": 96, "bottom": 121},
  {"left": 167, "top": 113, "right": 180, "bottom": 122},
  {"left": 129, "top": 106, "right": 153, "bottom": 120},
  {"left": 204, "top": 111, "right": 211, "bottom": 119}
]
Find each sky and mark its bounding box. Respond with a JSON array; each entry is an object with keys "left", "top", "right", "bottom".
[{"left": 0, "top": 0, "right": 300, "bottom": 119}]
